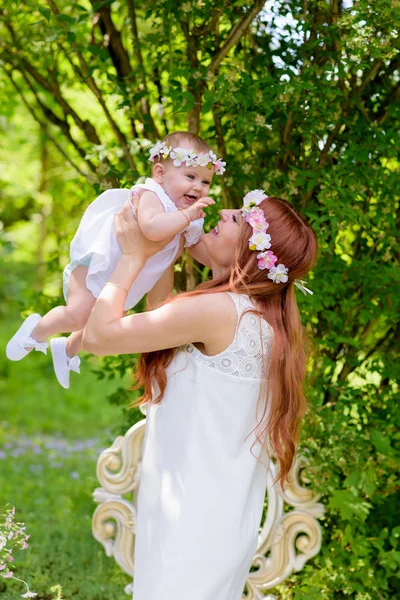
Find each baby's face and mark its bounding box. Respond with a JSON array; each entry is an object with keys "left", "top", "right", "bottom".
[{"left": 160, "top": 160, "right": 213, "bottom": 209}]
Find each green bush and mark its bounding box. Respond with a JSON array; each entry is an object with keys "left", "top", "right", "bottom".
[{"left": 1, "top": 0, "right": 399, "bottom": 597}]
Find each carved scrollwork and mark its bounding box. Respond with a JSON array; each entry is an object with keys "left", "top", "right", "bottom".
[
  {"left": 96, "top": 420, "right": 145, "bottom": 495},
  {"left": 92, "top": 498, "right": 136, "bottom": 572},
  {"left": 243, "top": 457, "right": 324, "bottom": 598},
  {"left": 280, "top": 455, "right": 325, "bottom": 518},
  {"left": 93, "top": 420, "right": 324, "bottom": 598}
]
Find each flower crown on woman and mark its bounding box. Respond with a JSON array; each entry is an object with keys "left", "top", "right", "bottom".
[
  {"left": 242, "top": 190, "right": 313, "bottom": 295},
  {"left": 148, "top": 141, "right": 226, "bottom": 175}
]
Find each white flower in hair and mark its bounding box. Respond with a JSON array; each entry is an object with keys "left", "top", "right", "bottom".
[
  {"left": 149, "top": 141, "right": 169, "bottom": 161},
  {"left": 249, "top": 231, "right": 271, "bottom": 251},
  {"left": 147, "top": 141, "right": 226, "bottom": 174},
  {"left": 268, "top": 264, "right": 289, "bottom": 283},
  {"left": 170, "top": 147, "right": 189, "bottom": 166},
  {"left": 185, "top": 151, "right": 197, "bottom": 166},
  {"left": 196, "top": 153, "right": 211, "bottom": 167},
  {"left": 243, "top": 189, "right": 267, "bottom": 212}
]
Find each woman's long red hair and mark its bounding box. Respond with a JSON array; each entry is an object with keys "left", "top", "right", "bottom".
[{"left": 134, "top": 197, "right": 318, "bottom": 487}]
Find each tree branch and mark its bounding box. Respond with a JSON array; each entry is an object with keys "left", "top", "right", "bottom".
[
  {"left": 2, "top": 18, "right": 108, "bottom": 151},
  {"left": 207, "top": 0, "right": 265, "bottom": 74},
  {"left": 358, "top": 326, "right": 395, "bottom": 367},
  {"left": 335, "top": 325, "right": 394, "bottom": 387},
  {"left": 374, "top": 82, "right": 400, "bottom": 125},
  {"left": 153, "top": 64, "right": 168, "bottom": 135},
  {"left": 47, "top": 0, "right": 137, "bottom": 172},
  {"left": 17, "top": 67, "right": 100, "bottom": 173},
  {"left": 358, "top": 59, "right": 384, "bottom": 96},
  {"left": 90, "top": 0, "right": 142, "bottom": 138},
  {"left": 11, "top": 52, "right": 102, "bottom": 146},
  {"left": 300, "top": 116, "right": 345, "bottom": 208},
  {"left": 125, "top": 0, "right": 159, "bottom": 138},
  {"left": 90, "top": 0, "right": 133, "bottom": 80},
  {"left": 3, "top": 68, "right": 88, "bottom": 179},
  {"left": 179, "top": 18, "right": 203, "bottom": 133},
  {"left": 212, "top": 108, "right": 230, "bottom": 208}
]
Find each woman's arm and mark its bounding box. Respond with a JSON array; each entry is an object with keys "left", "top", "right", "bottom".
[
  {"left": 187, "top": 237, "right": 212, "bottom": 268},
  {"left": 82, "top": 201, "right": 231, "bottom": 356},
  {"left": 138, "top": 192, "right": 215, "bottom": 242},
  {"left": 146, "top": 235, "right": 184, "bottom": 309},
  {"left": 83, "top": 280, "right": 232, "bottom": 356},
  {"left": 146, "top": 264, "right": 174, "bottom": 309}
]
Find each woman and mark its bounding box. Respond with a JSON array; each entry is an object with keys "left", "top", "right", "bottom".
[{"left": 83, "top": 190, "right": 318, "bottom": 600}]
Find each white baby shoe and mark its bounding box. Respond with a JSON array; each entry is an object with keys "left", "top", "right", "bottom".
[
  {"left": 50, "top": 337, "right": 81, "bottom": 389},
  {"left": 6, "top": 314, "right": 49, "bottom": 361}
]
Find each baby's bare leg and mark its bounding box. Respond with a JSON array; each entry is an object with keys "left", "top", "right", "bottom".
[
  {"left": 65, "top": 329, "right": 84, "bottom": 358},
  {"left": 31, "top": 267, "right": 96, "bottom": 342}
]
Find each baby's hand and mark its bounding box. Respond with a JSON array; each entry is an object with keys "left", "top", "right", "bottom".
[{"left": 187, "top": 197, "right": 215, "bottom": 221}]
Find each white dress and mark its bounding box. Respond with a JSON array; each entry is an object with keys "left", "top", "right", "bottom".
[
  {"left": 133, "top": 293, "right": 274, "bottom": 600},
  {"left": 63, "top": 178, "right": 203, "bottom": 311}
]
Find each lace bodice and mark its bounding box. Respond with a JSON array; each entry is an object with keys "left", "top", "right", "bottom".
[{"left": 184, "top": 293, "right": 274, "bottom": 379}]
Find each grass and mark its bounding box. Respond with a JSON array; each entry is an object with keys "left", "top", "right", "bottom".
[{"left": 0, "top": 310, "right": 137, "bottom": 599}]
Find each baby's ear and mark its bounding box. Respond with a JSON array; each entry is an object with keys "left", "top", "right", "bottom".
[{"left": 152, "top": 162, "right": 164, "bottom": 182}]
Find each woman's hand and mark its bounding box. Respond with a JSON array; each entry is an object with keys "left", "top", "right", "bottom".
[{"left": 114, "top": 194, "right": 172, "bottom": 261}]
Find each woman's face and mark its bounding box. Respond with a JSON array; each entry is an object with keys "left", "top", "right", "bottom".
[{"left": 202, "top": 208, "right": 244, "bottom": 274}]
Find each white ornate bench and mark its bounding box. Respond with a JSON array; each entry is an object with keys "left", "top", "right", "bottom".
[{"left": 92, "top": 418, "right": 324, "bottom": 598}]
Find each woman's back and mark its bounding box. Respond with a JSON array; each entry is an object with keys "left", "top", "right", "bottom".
[{"left": 133, "top": 292, "right": 274, "bottom": 600}]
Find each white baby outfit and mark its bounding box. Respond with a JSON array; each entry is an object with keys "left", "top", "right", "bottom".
[
  {"left": 133, "top": 292, "right": 274, "bottom": 600},
  {"left": 63, "top": 178, "right": 203, "bottom": 310}
]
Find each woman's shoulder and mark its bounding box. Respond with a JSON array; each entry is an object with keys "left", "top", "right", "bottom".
[
  {"left": 181, "top": 292, "right": 273, "bottom": 357},
  {"left": 172, "top": 292, "right": 237, "bottom": 334},
  {"left": 175, "top": 291, "right": 236, "bottom": 315},
  {"left": 224, "top": 292, "right": 274, "bottom": 335},
  {"left": 185, "top": 291, "right": 252, "bottom": 313},
  {"left": 171, "top": 291, "right": 269, "bottom": 329}
]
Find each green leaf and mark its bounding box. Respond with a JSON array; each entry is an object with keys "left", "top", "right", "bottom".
[
  {"left": 329, "top": 490, "right": 372, "bottom": 522},
  {"left": 56, "top": 14, "right": 76, "bottom": 25},
  {"left": 38, "top": 6, "right": 51, "bottom": 21},
  {"left": 370, "top": 429, "right": 395, "bottom": 455},
  {"left": 202, "top": 90, "right": 215, "bottom": 114}
]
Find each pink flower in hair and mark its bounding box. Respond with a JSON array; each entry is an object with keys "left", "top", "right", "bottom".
[
  {"left": 257, "top": 251, "right": 278, "bottom": 270},
  {"left": 246, "top": 207, "right": 268, "bottom": 231},
  {"left": 213, "top": 159, "right": 226, "bottom": 175}
]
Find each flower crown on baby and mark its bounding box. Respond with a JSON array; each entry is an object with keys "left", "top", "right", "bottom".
[
  {"left": 148, "top": 141, "right": 226, "bottom": 175},
  {"left": 242, "top": 190, "right": 313, "bottom": 295}
]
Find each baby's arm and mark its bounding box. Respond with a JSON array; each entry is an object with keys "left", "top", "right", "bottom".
[
  {"left": 137, "top": 192, "right": 215, "bottom": 242},
  {"left": 138, "top": 191, "right": 190, "bottom": 242}
]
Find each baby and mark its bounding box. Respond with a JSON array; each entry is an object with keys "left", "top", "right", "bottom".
[{"left": 6, "top": 131, "right": 225, "bottom": 388}]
